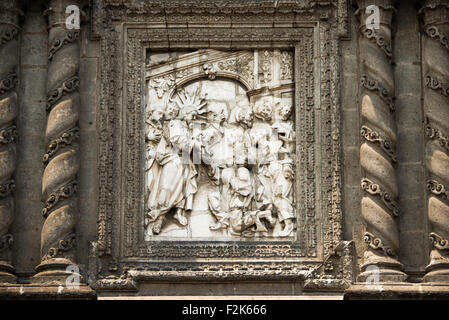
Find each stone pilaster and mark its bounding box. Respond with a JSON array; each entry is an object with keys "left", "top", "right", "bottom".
[
  {"left": 421, "top": 0, "right": 449, "bottom": 283},
  {"left": 34, "top": 0, "right": 82, "bottom": 282},
  {"left": 356, "top": 0, "right": 407, "bottom": 282},
  {"left": 0, "top": 0, "right": 19, "bottom": 284}
]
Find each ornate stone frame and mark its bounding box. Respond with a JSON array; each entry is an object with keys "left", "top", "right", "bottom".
[{"left": 91, "top": 0, "right": 354, "bottom": 292}]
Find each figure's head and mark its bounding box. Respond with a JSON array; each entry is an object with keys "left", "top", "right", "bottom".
[
  {"left": 208, "top": 102, "right": 228, "bottom": 124},
  {"left": 147, "top": 103, "right": 165, "bottom": 122},
  {"left": 254, "top": 98, "right": 272, "bottom": 121},
  {"left": 165, "top": 102, "right": 179, "bottom": 120},
  {"left": 275, "top": 102, "right": 292, "bottom": 121},
  {"left": 239, "top": 107, "right": 254, "bottom": 128},
  {"left": 237, "top": 167, "right": 251, "bottom": 182}
]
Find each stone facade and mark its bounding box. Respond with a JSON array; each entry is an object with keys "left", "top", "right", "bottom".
[{"left": 0, "top": 0, "right": 449, "bottom": 299}]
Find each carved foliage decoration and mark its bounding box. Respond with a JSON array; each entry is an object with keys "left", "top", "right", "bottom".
[{"left": 93, "top": 0, "right": 348, "bottom": 288}]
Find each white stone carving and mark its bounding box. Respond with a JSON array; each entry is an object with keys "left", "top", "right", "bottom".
[{"left": 145, "top": 50, "right": 295, "bottom": 239}]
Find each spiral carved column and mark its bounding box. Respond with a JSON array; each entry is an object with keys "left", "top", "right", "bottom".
[
  {"left": 34, "top": 0, "right": 82, "bottom": 281},
  {"left": 421, "top": 0, "right": 449, "bottom": 283},
  {"left": 356, "top": 0, "right": 407, "bottom": 282},
  {"left": 0, "top": 0, "right": 19, "bottom": 283}
]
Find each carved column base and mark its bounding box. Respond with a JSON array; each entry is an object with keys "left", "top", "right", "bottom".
[
  {"left": 33, "top": 258, "right": 82, "bottom": 284},
  {"left": 0, "top": 261, "right": 16, "bottom": 283},
  {"left": 424, "top": 251, "right": 449, "bottom": 282},
  {"left": 358, "top": 256, "right": 407, "bottom": 283}
]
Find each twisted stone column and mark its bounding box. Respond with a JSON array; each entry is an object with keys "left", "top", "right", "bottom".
[
  {"left": 34, "top": 0, "right": 81, "bottom": 281},
  {"left": 0, "top": 0, "right": 19, "bottom": 283},
  {"left": 356, "top": 0, "right": 407, "bottom": 282},
  {"left": 421, "top": 0, "right": 449, "bottom": 283}
]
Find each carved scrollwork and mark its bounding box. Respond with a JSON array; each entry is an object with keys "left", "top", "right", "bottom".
[
  {"left": 0, "top": 179, "right": 15, "bottom": 198},
  {"left": 0, "top": 125, "right": 17, "bottom": 147},
  {"left": 46, "top": 76, "right": 80, "bottom": 111},
  {"left": 421, "top": 1, "right": 449, "bottom": 281},
  {"left": 42, "top": 180, "right": 78, "bottom": 218},
  {"left": 0, "top": 233, "right": 13, "bottom": 253},
  {"left": 425, "top": 26, "right": 449, "bottom": 52},
  {"left": 280, "top": 51, "right": 293, "bottom": 80},
  {"left": 425, "top": 74, "right": 449, "bottom": 97},
  {"left": 361, "top": 125, "right": 397, "bottom": 163},
  {"left": 427, "top": 179, "right": 449, "bottom": 199},
  {"left": 48, "top": 30, "right": 80, "bottom": 61},
  {"left": 430, "top": 232, "right": 449, "bottom": 250},
  {"left": 357, "top": 0, "right": 405, "bottom": 281},
  {"left": 362, "top": 28, "right": 393, "bottom": 59},
  {"left": 95, "top": 1, "right": 345, "bottom": 286},
  {"left": 360, "top": 75, "right": 395, "bottom": 112},
  {"left": 0, "top": 0, "right": 19, "bottom": 281},
  {"left": 259, "top": 50, "right": 273, "bottom": 85},
  {"left": 0, "top": 26, "right": 18, "bottom": 45},
  {"left": 43, "top": 127, "right": 80, "bottom": 164},
  {"left": 42, "top": 233, "right": 76, "bottom": 261},
  {"left": 361, "top": 178, "right": 399, "bottom": 217},
  {"left": 364, "top": 232, "right": 396, "bottom": 257},
  {"left": 426, "top": 124, "right": 449, "bottom": 152},
  {"left": 0, "top": 73, "right": 18, "bottom": 95},
  {"left": 149, "top": 74, "right": 175, "bottom": 99}
]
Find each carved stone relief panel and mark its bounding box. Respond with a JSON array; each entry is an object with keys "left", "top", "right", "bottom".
[
  {"left": 92, "top": 0, "right": 351, "bottom": 290},
  {"left": 144, "top": 50, "right": 295, "bottom": 240}
]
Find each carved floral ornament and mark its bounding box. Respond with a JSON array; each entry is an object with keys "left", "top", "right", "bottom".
[
  {"left": 93, "top": 0, "right": 349, "bottom": 289},
  {"left": 147, "top": 51, "right": 255, "bottom": 101}
]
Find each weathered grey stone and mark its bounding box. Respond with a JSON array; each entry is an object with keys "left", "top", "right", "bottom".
[{"left": 2, "top": 0, "right": 449, "bottom": 300}]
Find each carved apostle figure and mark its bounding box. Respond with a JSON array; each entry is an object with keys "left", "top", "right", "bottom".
[
  {"left": 226, "top": 105, "right": 254, "bottom": 167},
  {"left": 144, "top": 103, "right": 164, "bottom": 229},
  {"left": 249, "top": 98, "right": 280, "bottom": 211},
  {"left": 272, "top": 101, "right": 295, "bottom": 157},
  {"left": 145, "top": 100, "right": 200, "bottom": 235},
  {"left": 208, "top": 167, "right": 275, "bottom": 235},
  {"left": 201, "top": 102, "right": 228, "bottom": 170}
]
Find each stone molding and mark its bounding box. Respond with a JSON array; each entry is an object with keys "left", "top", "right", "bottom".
[{"left": 90, "top": 0, "right": 351, "bottom": 292}]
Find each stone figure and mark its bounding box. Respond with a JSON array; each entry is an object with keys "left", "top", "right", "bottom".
[
  {"left": 270, "top": 101, "right": 296, "bottom": 237},
  {"left": 145, "top": 81, "right": 296, "bottom": 238},
  {"left": 145, "top": 100, "right": 200, "bottom": 235},
  {"left": 144, "top": 103, "right": 164, "bottom": 229},
  {"left": 250, "top": 98, "right": 278, "bottom": 212},
  {"left": 208, "top": 167, "right": 276, "bottom": 236},
  {"left": 272, "top": 101, "right": 295, "bottom": 157},
  {"left": 201, "top": 102, "right": 228, "bottom": 173},
  {"left": 226, "top": 106, "right": 253, "bottom": 166}
]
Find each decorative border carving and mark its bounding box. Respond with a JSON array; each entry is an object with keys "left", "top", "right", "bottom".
[
  {"left": 93, "top": 0, "right": 349, "bottom": 290},
  {"left": 361, "top": 178, "right": 399, "bottom": 217}
]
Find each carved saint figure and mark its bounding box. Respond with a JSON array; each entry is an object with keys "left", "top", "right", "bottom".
[
  {"left": 208, "top": 167, "right": 275, "bottom": 236},
  {"left": 250, "top": 98, "right": 279, "bottom": 211},
  {"left": 145, "top": 73, "right": 296, "bottom": 238},
  {"left": 145, "top": 95, "right": 203, "bottom": 235},
  {"left": 269, "top": 101, "right": 296, "bottom": 237},
  {"left": 226, "top": 106, "right": 253, "bottom": 167}
]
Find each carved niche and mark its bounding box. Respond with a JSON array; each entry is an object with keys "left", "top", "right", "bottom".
[{"left": 91, "top": 0, "right": 353, "bottom": 292}]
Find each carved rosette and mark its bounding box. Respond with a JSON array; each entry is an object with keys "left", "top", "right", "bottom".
[
  {"left": 34, "top": 0, "right": 81, "bottom": 281},
  {"left": 0, "top": 0, "right": 19, "bottom": 283},
  {"left": 356, "top": 0, "right": 406, "bottom": 282},
  {"left": 421, "top": 0, "right": 449, "bottom": 282}
]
